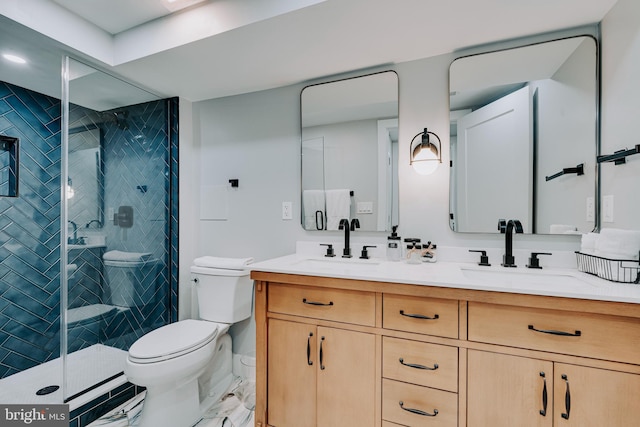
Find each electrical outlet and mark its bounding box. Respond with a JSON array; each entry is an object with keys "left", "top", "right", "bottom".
[
  {"left": 586, "top": 197, "right": 594, "bottom": 222},
  {"left": 603, "top": 195, "right": 614, "bottom": 223},
  {"left": 356, "top": 201, "right": 373, "bottom": 214},
  {"left": 282, "top": 201, "right": 293, "bottom": 220}
]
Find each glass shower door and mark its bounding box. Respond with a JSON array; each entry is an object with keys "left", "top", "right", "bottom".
[{"left": 62, "top": 57, "right": 178, "bottom": 402}]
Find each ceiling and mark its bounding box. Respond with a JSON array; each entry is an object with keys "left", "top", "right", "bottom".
[{"left": 0, "top": 0, "right": 619, "bottom": 108}]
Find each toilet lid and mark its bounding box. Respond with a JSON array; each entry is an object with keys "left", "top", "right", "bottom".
[{"left": 128, "top": 319, "right": 219, "bottom": 363}]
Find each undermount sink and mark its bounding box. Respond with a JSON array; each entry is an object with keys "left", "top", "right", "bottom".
[
  {"left": 293, "top": 257, "right": 380, "bottom": 270},
  {"left": 460, "top": 267, "right": 596, "bottom": 290}
]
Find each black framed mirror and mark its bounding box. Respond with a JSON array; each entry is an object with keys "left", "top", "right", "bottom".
[
  {"left": 449, "top": 36, "right": 598, "bottom": 234},
  {"left": 68, "top": 125, "right": 103, "bottom": 230},
  {"left": 0, "top": 135, "right": 19, "bottom": 197},
  {"left": 301, "top": 71, "right": 399, "bottom": 232}
]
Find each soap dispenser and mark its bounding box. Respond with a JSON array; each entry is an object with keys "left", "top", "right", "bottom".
[{"left": 386, "top": 225, "right": 402, "bottom": 261}]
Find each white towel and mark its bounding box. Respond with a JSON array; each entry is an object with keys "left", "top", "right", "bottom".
[
  {"left": 580, "top": 232, "right": 599, "bottom": 254},
  {"left": 302, "top": 190, "right": 325, "bottom": 230},
  {"left": 550, "top": 224, "right": 578, "bottom": 234},
  {"left": 194, "top": 256, "right": 254, "bottom": 270},
  {"left": 103, "top": 250, "right": 152, "bottom": 262},
  {"left": 325, "top": 189, "right": 351, "bottom": 231},
  {"left": 595, "top": 228, "right": 640, "bottom": 260}
]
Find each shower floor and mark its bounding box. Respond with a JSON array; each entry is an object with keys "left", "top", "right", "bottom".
[{"left": 0, "top": 344, "right": 126, "bottom": 407}]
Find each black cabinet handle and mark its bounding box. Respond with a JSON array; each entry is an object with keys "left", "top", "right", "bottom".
[
  {"left": 319, "top": 336, "right": 326, "bottom": 370},
  {"left": 399, "top": 358, "right": 439, "bottom": 371},
  {"left": 540, "top": 372, "right": 547, "bottom": 416},
  {"left": 303, "top": 298, "right": 334, "bottom": 307},
  {"left": 528, "top": 325, "right": 581, "bottom": 337},
  {"left": 399, "top": 310, "right": 439, "bottom": 320},
  {"left": 307, "top": 332, "right": 313, "bottom": 366},
  {"left": 398, "top": 401, "right": 438, "bottom": 417},
  {"left": 561, "top": 374, "right": 571, "bottom": 419}
]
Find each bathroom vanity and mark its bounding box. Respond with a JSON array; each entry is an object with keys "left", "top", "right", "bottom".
[{"left": 250, "top": 255, "right": 640, "bottom": 427}]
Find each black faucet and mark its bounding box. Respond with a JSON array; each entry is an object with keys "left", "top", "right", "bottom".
[
  {"left": 68, "top": 220, "right": 78, "bottom": 244},
  {"left": 85, "top": 219, "right": 103, "bottom": 228},
  {"left": 499, "top": 219, "right": 523, "bottom": 267},
  {"left": 338, "top": 218, "right": 360, "bottom": 258}
]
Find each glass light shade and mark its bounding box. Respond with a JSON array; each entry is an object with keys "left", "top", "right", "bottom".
[
  {"left": 409, "top": 129, "right": 441, "bottom": 175},
  {"left": 411, "top": 143, "right": 440, "bottom": 175},
  {"left": 411, "top": 154, "right": 440, "bottom": 175}
]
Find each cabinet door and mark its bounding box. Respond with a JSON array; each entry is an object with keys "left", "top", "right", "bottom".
[
  {"left": 316, "top": 326, "right": 376, "bottom": 427},
  {"left": 554, "top": 363, "right": 640, "bottom": 426},
  {"left": 467, "top": 350, "right": 553, "bottom": 427},
  {"left": 268, "top": 319, "right": 317, "bottom": 427}
]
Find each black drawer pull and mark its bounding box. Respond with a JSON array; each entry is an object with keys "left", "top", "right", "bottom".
[
  {"left": 319, "top": 336, "right": 326, "bottom": 370},
  {"left": 307, "top": 332, "right": 313, "bottom": 366},
  {"left": 528, "top": 325, "right": 581, "bottom": 337},
  {"left": 399, "top": 358, "right": 439, "bottom": 371},
  {"left": 399, "top": 310, "right": 439, "bottom": 320},
  {"left": 561, "top": 374, "right": 571, "bottom": 420},
  {"left": 399, "top": 401, "right": 438, "bottom": 417},
  {"left": 540, "top": 372, "right": 547, "bottom": 416},
  {"left": 303, "top": 298, "right": 334, "bottom": 307}
]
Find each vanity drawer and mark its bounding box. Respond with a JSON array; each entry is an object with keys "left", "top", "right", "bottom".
[
  {"left": 468, "top": 302, "right": 640, "bottom": 364},
  {"left": 268, "top": 283, "right": 376, "bottom": 326},
  {"left": 383, "top": 294, "right": 459, "bottom": 338},
  {"left": 382, "top": 378, "right": 457, "bottom": 427},
  {"left": 383, "top": 337, "right": 458, "bottom": 392}
]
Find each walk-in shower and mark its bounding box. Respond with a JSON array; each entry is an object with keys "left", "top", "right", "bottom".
[{"left": 0, "top": 54, "right": 178, "bottom": 422}]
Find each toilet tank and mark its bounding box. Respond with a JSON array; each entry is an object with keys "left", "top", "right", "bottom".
[
  {"left": 104, "top": 259, "right": 160, "bottom": 308},
  {"left": 190, "top": 266, "right": 253, "bottom": 323}
]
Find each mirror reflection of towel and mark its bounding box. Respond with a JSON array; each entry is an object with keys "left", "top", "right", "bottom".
[
  {"left": 303, "top": 190, "right": 325, "bottom": 230},
  {"left": 325, "top": 189, "right": 351, "bottom": 230},
  {"left": 549, "top": 224, "right": 578, "bottom": 234}
]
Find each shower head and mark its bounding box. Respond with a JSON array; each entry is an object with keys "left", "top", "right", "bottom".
[
  {"left": 101, "top": 110, "right": 130, "bottom": 130},
  {"left": 112, "top": 111, "right": 129, "bottom": 130}
]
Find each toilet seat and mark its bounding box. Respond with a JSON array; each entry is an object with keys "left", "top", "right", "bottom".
[{"left": 128, "top": 319, "right": 220, "bottom": 364}]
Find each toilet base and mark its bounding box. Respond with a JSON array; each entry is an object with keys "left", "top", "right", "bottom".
[
  {"left": 132, "top": 334, "right": 233, "bottom": 427},
  {"left": 135, "top": 379, "right": 201, "bottom": 427}
]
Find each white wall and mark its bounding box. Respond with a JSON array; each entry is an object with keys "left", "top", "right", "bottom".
[
  {"left": 600, "top": 0, "right": 640, "bottom": 230},
  {"left": 181, "top": 12, "right": 640, "bottom": 354}
]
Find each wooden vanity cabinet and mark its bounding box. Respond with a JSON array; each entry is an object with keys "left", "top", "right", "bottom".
[
  {"left": 253, "top": 271, "right": 640, "bottom": 427},
  {"left": 262, "top": 281, "right": 377, "bottom": 427},
  {"left": 381, "top": 294, "right": 460, "bottom": 427},
  {"left": 467, "top": 351, "right": 640, "bottom": 427},
  {"left": 467, "top": 301, "right": 640, "bottom": 427},
  {"left": 267, "top": 318, "right": 376, "bottom": 427}
]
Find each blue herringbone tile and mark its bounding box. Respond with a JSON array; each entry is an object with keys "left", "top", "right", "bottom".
[
  {"left": 0, "top": 99, "right": 11, "bottom": 115},
  {"left": 1, "top": 84, "right": 177, "bottom": 380},
  {"left": 4, "top": 95, "right": 56, "bottom": 141},
  {"left": 3, "top": 334, "right": 51, "bottom": 362}
]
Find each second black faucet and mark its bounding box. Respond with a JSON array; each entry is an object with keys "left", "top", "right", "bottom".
[
  {"left": 339, "top": 218, "right": 360, "bottom": 258},
  {"left": 499, "top": 218, "right": 523, "bottom": 267}
]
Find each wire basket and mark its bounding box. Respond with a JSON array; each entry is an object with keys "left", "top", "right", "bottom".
[{"left": 575, "top": 251, "right": 640, "bottom": 284}]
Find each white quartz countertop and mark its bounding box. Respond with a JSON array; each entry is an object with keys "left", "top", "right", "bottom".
[{"left": 250, "top": 254, "right": 640, "bottom": 305}]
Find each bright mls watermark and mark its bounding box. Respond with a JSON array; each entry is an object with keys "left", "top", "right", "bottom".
[{"left": 0, "top": 405, "right": 68, "bottom": 426}]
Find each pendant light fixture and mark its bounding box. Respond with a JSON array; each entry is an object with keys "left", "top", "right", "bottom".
[{"left": 409, "top": 128, "right": 442, "bottom": 175}]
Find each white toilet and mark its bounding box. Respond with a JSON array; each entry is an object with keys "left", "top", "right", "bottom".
[
  {"left": 102, "top": 251, "right": 160, "bottom": 308},
  {"left": 124, "top": 264, "right": 253, "bottom": 427}
]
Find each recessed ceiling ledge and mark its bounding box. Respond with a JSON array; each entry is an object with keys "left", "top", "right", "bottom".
[
  {"left": 113, "top": 0, "right": 326, "bottom": 65},
  {"left": 0, "top": 0, "right": 115, "bottom": 65}
]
